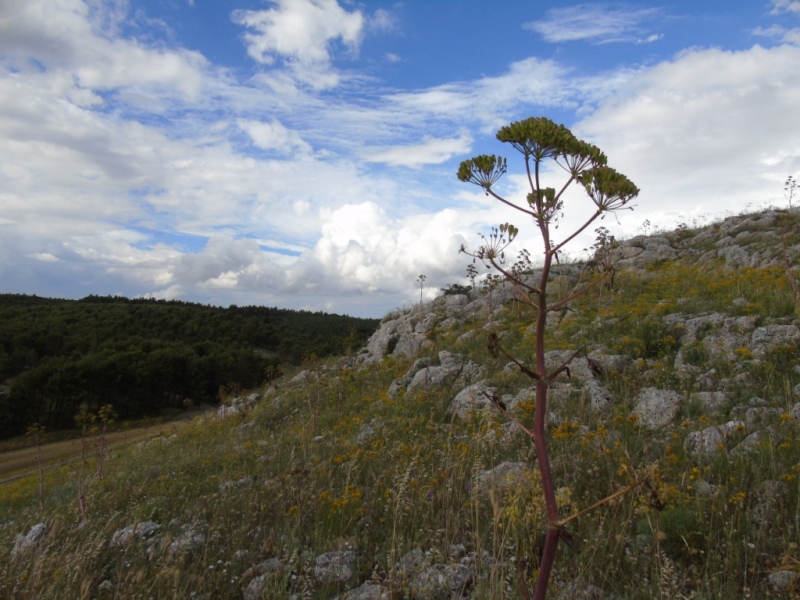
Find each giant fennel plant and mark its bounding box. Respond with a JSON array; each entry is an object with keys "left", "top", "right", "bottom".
[{"left": 458, "top": 116, "right": 640, "bottom": 598}]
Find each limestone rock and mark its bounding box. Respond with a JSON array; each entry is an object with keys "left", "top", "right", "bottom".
[
  {"left": 767, "top": 570, "right": 800, "bottom": 592},
  {"left": 444, "top": 563, "right": 473, "bottom": 595},
  {"left": 693, "top": 480, "right": 719, "bottom": 496},
  {"left": 683, "top": 421, "right": 743, "bottom": 456},
  {"left": 110, "top": 521, "right": 160, "bottom": 548},
  {"left": 218, "top": 394, "right": 260, "bottom": 419},
  {"left": 745, "top": 406, "right": 778, "bottom": 429},
  {"left": 340, "top": 583, "right": 391, "bottom": 600},
  {"left": 544, "top": 351, "right": 594, "bottom": 381},
  {"left": 446, "top": 382, "right": 496, "bottom": 419},
  {"left": 753, "top": 480, "right": 785, "bottom": 524},
  {"left": 405, "top": 351, "right": 483, "bottom": 395},
  {"left": 587, "top": 352, "right": 631, "bottom": 374},
  {"left": 408, "top": 566, "right": 447, "bottom": 600},
  {"left": 388, "top": 358, "right": 431, "bottom": 397},
  {"left": 357, "top": 424, "right": 376, "bottom": 445},
  {"left": 219, "top": 476, "right": 254, "bottom": 493},
  {"left": 11, "top": 523, "right": 47, "bottom": 557},
  {"left": 357, "top": 418, "right": 384, "bottom": 445},
  {"left": 633, "top": 388, "right": 681, "bottom": 428},
  {"left": 361, "top": 308, "right": 434, "bottom": 364},
  {"left": 476, "top": 461, "right": 529, "bottom": 496},
  {"left": 689, "top": 391, "right": 728, "bottom": 413},
  {"left": 243, "top": 558, "right": 285, "bottom": 600},
  {"left": 751, "top": 324, "right": 800, "bottom": 357},
  {"left": 730, "top": 427, "right": 780, "bottom": 456},
  {"left": 391, "top": 548, "right": 428, "bottom": 584},
  {"left": 407, "top": 365, "right": 455, "bottom": 394},
  {"left": 167, "top": 525, "right": 205, "bottom": 555},
  {"left": 290, "top": 370, "right": 310, "bottom": 384},
  {"left": 614, "top": 236, "right": 677, "bottom": 268},
  {"left": 315, "top": 550, "right": 357, "bottom": 584},
  {"left": 584, "top": 379, "right": 614, "bottom": 411}
]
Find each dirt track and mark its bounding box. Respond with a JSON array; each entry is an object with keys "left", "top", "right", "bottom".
[{"left": 0, "top": 411, "right": 212, "bottom": 486}]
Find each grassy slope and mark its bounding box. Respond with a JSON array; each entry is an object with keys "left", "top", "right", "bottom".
[{"left": 1, "top": 210, "right": 800, "bottom": 599}]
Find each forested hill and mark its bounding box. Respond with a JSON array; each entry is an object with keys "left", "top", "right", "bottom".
[{"left": 0, "top": 294, "right": 379, "bottom": 439}]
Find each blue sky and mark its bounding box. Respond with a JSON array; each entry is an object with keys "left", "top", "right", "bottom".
[{"left": 1, "top": 0, "right": 799, "bottom": 317}]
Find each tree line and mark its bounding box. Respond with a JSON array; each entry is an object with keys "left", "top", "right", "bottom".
[{"left": 0, "top": 294, "right": 379, "bottom": 439}]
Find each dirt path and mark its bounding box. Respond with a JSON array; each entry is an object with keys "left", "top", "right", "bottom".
[{"left": 0, "top": 410, "right": 213, "bottom": 486}]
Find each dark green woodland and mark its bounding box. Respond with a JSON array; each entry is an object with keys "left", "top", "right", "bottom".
[{"left": 0, "top": 294, "right": 379, "bottom": 439}]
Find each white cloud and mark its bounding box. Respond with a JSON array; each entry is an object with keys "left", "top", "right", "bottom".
[
  {"left": 237, "top": 118, "right": 312, "bottom": 155},
  {"left": 368, "top": 8, "right": 396, "bottom": 32},
  {"left": 771, "top": 0, "right": 800, "bottom": 15},
  {"left": 171, "top": 236, "right": 270, "bottom": 285},
  {"left": 575, "top": 44, "right": 800, "bottom": 234},
  {"left": 525, "top": 4, "right": 661, "bottom": 44},
  {"left": 753, "top": 25, "right": 800, "bottom": 45},
  {"left": 231, "top": 0, "right": 364, "bottom": 88},
  {"left": 143, "top": 284, "right": 185, "bottom": 301},
  {"left": 363, "top": 132, "right": 473, "bottom": 167},
  {"left": 384, "top": 58, "right": 576, "bottom": 130},
  {"left": 30, "top": 253, "right": 60, "bottom": 262},
  {"left": 85, "top": 0, "right": 129, "bottom": 38},
  {"left": 0, "top": 0, "right": 208, "bottom": 100},
  {"left": 285, "top": 202, "right": 474, "bottom": 297},
  {"left": 374, "top": 56, "right": 641, "bottom": 138}
]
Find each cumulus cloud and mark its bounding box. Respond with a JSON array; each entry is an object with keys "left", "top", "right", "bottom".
[
  {"left": 231, "top": 0, "right": 364, "bottom": 88},
  {"left": 524, "top": 4, "right": 662, "bottom": 44},
  {"left": 575, "top": 44, "right": 800, "bottom": 234},
  {"left": 171, "top": 236, "right": 270, "bottom": 286},
  {"left": 285, "top": 202, "right": 473, "bottom": 297}
]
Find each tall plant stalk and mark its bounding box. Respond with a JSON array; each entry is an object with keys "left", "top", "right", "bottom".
[{"left": 458, "top": 117, "right": 639, "bottom": 598}]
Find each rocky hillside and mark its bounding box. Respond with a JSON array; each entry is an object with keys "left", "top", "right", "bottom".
[{"left": 2, "top": 207, "right": 800, "bottom": 599}]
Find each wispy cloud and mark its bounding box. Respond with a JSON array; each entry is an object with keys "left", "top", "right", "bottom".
[
  {"left": 368, "top": 8, "right": 397, "bottom": 33},
  {"left": 771, "top": 0, "right": 800, "bottom": 15},
  {"left": 237, "top": 119, "right": 313, "bottom": 156},
  {"left": 524, "top": 4, "right": 662, "bottom": 44},
  {"left": 753, "top": 24, "right": 800, "bottom": 44},
  {"left": 363, "top": 132, "right": 473, "bottom": 168}
]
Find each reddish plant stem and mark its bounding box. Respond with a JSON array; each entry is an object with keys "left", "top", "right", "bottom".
[{"left": 531, "top": 219, "right": 561, "bottom": 599}]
